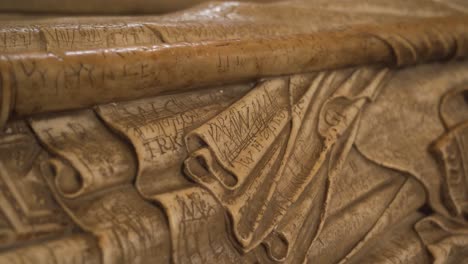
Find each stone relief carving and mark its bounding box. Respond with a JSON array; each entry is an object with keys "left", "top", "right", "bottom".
[{"left": 0, "top": 0, "right": 468, "bottom": 263}]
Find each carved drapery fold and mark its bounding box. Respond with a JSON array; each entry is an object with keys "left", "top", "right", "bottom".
[
  {"left": 97, "top": 84, "right": 252, "bottom": 196},
  {"left": 416, "top": 215, "right": 468, "bottom": 264},
  {"left": 0, "top": 121, "right": 75, "bottom": 250},
  {"left": 183, "top": 67, "right": 390, "bottom": 256},
  {"left": 30, "top": 110, "right": 137, "bottom": 198},
  {"left": 1, "top": 1, "right": 468, "bottom": 263},
  {"left": 355, "top": 61, "right": 468, "bottom": 264},
  {"left": 97, "top": 86, "right": 256, "bottom": 263},
  {"left": 29, "top": 111, "right": 170, "bottom": 264},
  {"left": 433, "top": 122, "right": 468, "bottom": 218},
  {"left": 19, "top": 62, "right": 468, "bottom": 263},
  {"left": 355, "top": 61, "right": 468, "bottom": 217},
  {"left": 0, "top": 61, "right": 463, "bottom": 264}
]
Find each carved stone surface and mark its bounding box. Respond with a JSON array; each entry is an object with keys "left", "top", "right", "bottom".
[{"left": 0, "top": 0, "right": 468, "bottom": 263}]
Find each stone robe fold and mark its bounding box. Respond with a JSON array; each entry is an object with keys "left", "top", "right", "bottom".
[{"left": 184, "top": 67, "right": 391, "bottom": 254}]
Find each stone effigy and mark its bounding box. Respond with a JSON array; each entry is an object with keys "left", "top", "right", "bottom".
[{"left": 0, "top": 0, "right": 468, "bottom": 263}]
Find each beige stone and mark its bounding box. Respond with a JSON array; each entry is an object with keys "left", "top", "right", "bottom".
[{"left": 1, "top": 1, "right": 468, "bottom": 263}]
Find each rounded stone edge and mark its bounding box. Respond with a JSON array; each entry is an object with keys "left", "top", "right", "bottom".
[{"left": 0, "top": 69, "right": 13, "bottom": 130}]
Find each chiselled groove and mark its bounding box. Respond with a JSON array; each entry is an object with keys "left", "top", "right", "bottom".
[
  {"left": 432, "top": 122, "right": 468, "bottom": 217},
  {"left": 1, "top": 1, "right": 468, "bottom": 264},
  {"left": 30, "top": 110, "right": 137, "bottom": 198},
  {"left": 96, "top": 84, "right": 251, "bottom": 196},
  {"left": 0, "top": 69, "right": 12, "bottom": 130},
  {"left": 143, "top": 24, "right": 168, "bottom": 44},
  {"left": 336, "top": 178, "right": 423, "bottom": 264},
  {"left": 0, "top": 121, "right": 75, "bottom": 250},
  {"left": 338, "top": 177, "right": 406, "bottom": 260},
  {"left": 0, "top": 16, "right": 467, "bottom": 128},
  {"left": 183, "top": 66, "right": 390, "bottom": 254},
  {"left": 439, "top": 86, "right": 468, "bottom": 129}
]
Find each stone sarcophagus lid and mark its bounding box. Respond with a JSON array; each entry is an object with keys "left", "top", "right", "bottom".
[{"left": 0, "top": 0, "right": 468, "bottom": 263}]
